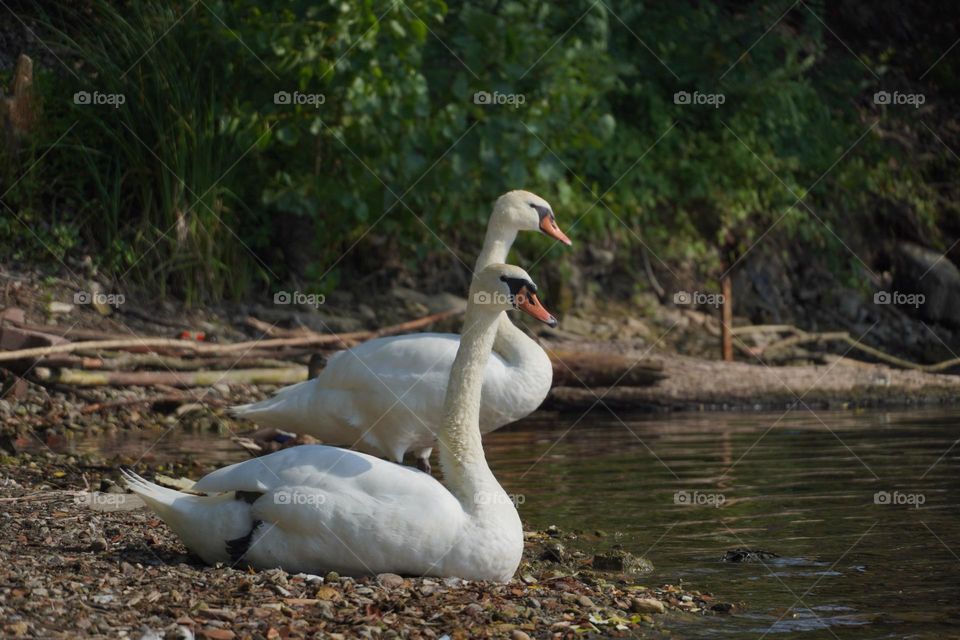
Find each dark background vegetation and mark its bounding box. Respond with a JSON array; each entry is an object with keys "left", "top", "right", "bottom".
[{"left": 1, "top": 0, "right": 959, "bottom": 356}]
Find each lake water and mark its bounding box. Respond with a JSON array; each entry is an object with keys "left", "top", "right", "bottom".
[{"left": 43, "top": 408, "right": 960, "bottom": 639}]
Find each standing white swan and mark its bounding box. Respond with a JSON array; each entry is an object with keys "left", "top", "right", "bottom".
[
  {"left": 123, "top": 264, "right": 556, "bottom": 581},
  {"left": 231, "top": 191, "right": 570, "bottom": 471}
]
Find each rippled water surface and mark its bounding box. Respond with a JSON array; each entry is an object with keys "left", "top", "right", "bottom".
[{"left": 46, "top": 408, "right": 960, "bottom": 639}]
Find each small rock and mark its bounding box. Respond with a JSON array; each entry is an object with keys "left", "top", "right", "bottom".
[
  {"left": 48, "top": 301, "right": 74, "bottom": 315},
  {"left": 511, "top": 631, "right": 531, "bottom": 640},
  {"left": 630, "top": 597, "right": 665, "bottom": 614},
  {"left": 462, "top": 603, "right": 483, "bottom": 616},
  {"left": 592, "top": 550, "right": 654, "bottom": 574},
  {"left": 711, "top": 602, "right": 736, "bottom": 614},
  {"left": 722, "top": 548, "right": 779, "bottom": 563},
  {"left": 377, "top": 573, "right": 404, "bottom": 589},
  {"left": 577, "top": 594, "right": 594, "bottom": 608},
  {"left": 541, "top": 542, "right": 566, "bottom": 563}
]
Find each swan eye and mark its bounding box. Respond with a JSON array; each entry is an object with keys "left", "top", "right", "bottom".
[
  {"left": 499, "top": 275, "right": 537, "bottom": 297},
  {"left": 529, "top": 203, "right": 552, "bottom": 220}
]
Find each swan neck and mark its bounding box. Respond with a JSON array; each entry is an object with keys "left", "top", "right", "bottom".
[
  {"left": 438, "top": 304, "right": 502, "bottom": 508},
  {"left": 492, "top": 312, "right": 540, "bottom": 363},
  {"left": 474, "top": 226, "right": 517, "bottom": 272}
]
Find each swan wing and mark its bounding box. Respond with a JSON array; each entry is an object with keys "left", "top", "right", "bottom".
[{"left": 190, "top": 445, "right": 467, "bottom": 575}]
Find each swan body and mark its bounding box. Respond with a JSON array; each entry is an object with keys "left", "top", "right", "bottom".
[
  {"left": 232, "top": 318, "right": 551, "bottom": 463},
  {"left": 125, "top": 265, "right": 556, "bottom": 581},
  {"left": 231, "top": 190, "right": 569, "bottom": 467}
]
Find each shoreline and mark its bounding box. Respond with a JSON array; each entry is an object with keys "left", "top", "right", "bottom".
[{"left": 0, "top": 454, "right": 728, "bottom": 639}]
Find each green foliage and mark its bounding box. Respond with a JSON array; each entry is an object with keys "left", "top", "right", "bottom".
[{"left": 1, "top": 0, "right": 951, "bottom": 299}]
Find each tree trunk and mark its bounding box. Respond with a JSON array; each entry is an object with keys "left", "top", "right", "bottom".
[{"left": 720, "top": 273, "right": 733, "bottom": 362}]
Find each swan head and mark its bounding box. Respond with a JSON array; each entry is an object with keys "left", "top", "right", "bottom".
[
  {"left": 472, "top": 264, "right": 558, "bottom": 328},
  {"left": 492, "top": 190, "right": 571, "bottom": 246}
]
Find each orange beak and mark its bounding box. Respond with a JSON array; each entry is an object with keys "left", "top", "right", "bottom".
[
  {"left": 516, "top": 288, "right": 558, "bottom": 328},
  {"left": 539, "top": 215, "right": 572, "bottom": 246}
]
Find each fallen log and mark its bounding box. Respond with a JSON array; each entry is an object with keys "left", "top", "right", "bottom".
[
  {"left": 33, "top": 367, "right": 308, "bottom": 388},
  {"left": 0, "top": 308, "right": 463, "bottom": 363},
  {"left": 70, "top": 352, "right": 297, "bottom": 371},
  {"left": 548, "top": 350, "right": 665, "bottom": 387}
]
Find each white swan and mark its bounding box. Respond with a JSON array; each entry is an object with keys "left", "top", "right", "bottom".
[
  {"left": 231, "top": 190, "right": 570, "bottom": 471},
  {"left": 123, "top": 264, "right": 556, "bottom": 581}
]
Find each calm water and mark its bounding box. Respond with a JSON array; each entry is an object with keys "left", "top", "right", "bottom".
[{"left": 43, "top": 408, "right": 960, "bottom": 639}]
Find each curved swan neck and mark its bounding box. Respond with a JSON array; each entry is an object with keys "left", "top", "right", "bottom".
[
  {"left": 438, "top": 303, "right": 503, "bottom": 508},
  {"left": 492, "top": 312, "right": 543, "bottom": 363},
  {"left": 474, "top": 224, "right": 517, "bottom": 273}
]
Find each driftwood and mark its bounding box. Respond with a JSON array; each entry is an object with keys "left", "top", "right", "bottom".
[
  {"left": 0, "top": 308, "right": 463, "bottom": 364},
  {"left": 548, "top": 350, "right": 665, "bottom": 387},
  {"left": 71, "top": 352, "right": 296, "bottom": 371},
  {"left": 33, "top": 367, "right": 307, "bottom": 388},
  {"left": 732, "top": 324, "right": 960, "bottom": 373}
]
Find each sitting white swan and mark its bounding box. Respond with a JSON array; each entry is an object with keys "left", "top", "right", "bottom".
[
  {"left": 231, "top": 190, "right": 570, "bottom": 471},
  {"left": 123, "top": 264, "right": 556, "bottom": 581}
]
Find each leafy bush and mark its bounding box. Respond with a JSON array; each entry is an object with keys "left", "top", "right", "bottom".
[{"left": 2, "top": 0, "right": 954, "bottom": 301}]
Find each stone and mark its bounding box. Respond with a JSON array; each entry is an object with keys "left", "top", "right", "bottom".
[
  {"left": 377, "top": 573, "right": 405, "bottom": 589},
  {"left": 591, "top": 550, "right": 654, "bottom": 574},
  {"left": 630, "top": 597, "right": 665, "bottom": 614},
  {"left": 893, "top": 241, "right": 960, "bottom": 327}
]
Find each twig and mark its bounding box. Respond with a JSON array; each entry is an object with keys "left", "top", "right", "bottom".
[
  {"left": 33, "top": 367, "right": 308, "bottom": 388},
  {"left": 0, "top": 308, "right": 463, "bottom": 363}
]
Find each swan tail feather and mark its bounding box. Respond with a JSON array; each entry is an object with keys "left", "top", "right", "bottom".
[{"left": 121, "top": 468, "right": 254, "bottom": 566}]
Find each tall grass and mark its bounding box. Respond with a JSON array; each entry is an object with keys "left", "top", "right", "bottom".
[{"left": 36, "top": 1, "right": 264, "bottom": 301}]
